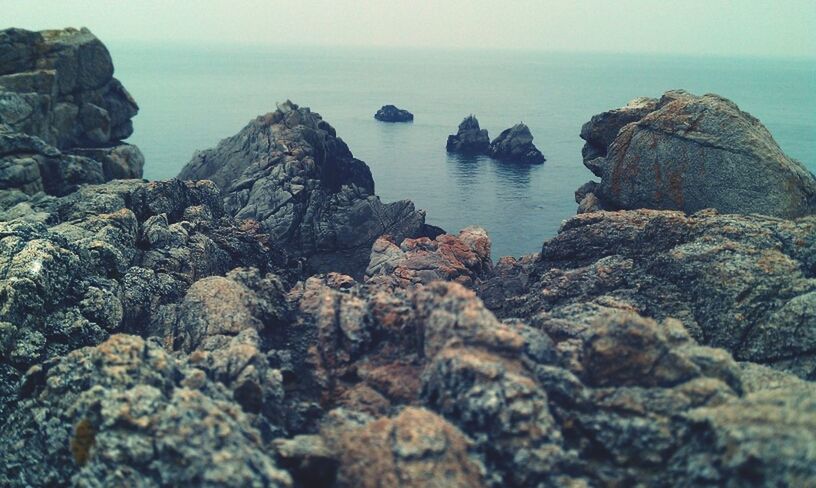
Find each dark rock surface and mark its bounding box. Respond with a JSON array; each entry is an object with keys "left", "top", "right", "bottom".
[
  {"left": 0, "top": 28, "right": 143, "bottom": 190},
  {"left": 178, "top": 100, "right": 429, "bottom": 278},
  {"left": 446, "top": 115, "right": 490, "bottom": 154},
  {"left": 374, "top": 104, "right": 413, "bottom": 122},
  {"left": 577, "top": 90, "right": 816, "bottom": 217},
  {"left": 489, "top": 123, "right": 545, "bottom": 164}
]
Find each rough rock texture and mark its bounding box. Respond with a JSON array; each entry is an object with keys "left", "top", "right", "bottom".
[
  {"left": 366, "top": 226, "right": 492, "bottom": 287},
  {"left": 0, "top": 28, "right": 143, "bottom": 188},
  {"left": 577, "top": 90, "right": 816, "bottom": 217},
  {"left": 178, "top": 100, "right": 430, "bottom": 277},
  {"left": 0, "top": 178, "right": 290, "bottom": 421},
  {"left": 446, "top": 115, "right": 490, "bottom": 154},
  {"left": 480, "top": 209, "right": 816, "bottom": 379},
  {"left": 374, "top": 104, "right": 413, "bottom": 122},
  {"left": 489, "top": 123, "right": 545, "bottom": 164},
  {"left": 0, "top": 335, "right": 292, "bottom": 487}
]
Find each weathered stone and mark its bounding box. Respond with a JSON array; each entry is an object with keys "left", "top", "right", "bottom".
[
  {"left": 446, "top": 115, "right": 490, "bottom": 154},
  {"left": 489, "top": 123, "right": 545, "bottom": 164},
  {"left": 374, "top": 104, "right": 413, "bottom": 122}
]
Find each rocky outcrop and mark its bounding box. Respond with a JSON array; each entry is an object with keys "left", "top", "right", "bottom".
[
  {"left": 489, "top": 123, "right": 545, "bottom": 164},
  {"left": 366, "top": 226, "right": 492, "bottom": 287},
  {"left": 374, "top": 104, "right": 413, "bottom": 122},
  {"left": 446, "top": 115, "right": 490, "bottom": 154},
  {"left": 480, "top": 208, "right": 816, "bottom": 379},
  {"left": 0, "top": 28, "right": 143, "bottom": 190},
  {"left": 577, "top": 90, "right": 816, "bottom": 217},
  {"left": 178, "top": 100, "right": 430, "bottom": 277}
]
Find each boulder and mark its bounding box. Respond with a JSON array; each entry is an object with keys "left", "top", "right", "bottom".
[
  {"left": 374, "top": 104, "right": 413, "bottom": 122},
  {"left": 578, "top": 90, "right": 816, "bottom": 217},
  {"left": 489, "top": 123, "right": 545, "bottom": 164},
  {"left": 446, "top": 115, "right": 490, "bottom": 154},
  {"left": 178, "top": 100, "right": 430, "bottom": 277}
]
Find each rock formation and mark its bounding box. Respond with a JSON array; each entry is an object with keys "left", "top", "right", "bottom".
[
  {"left": 178, "top": 100, "right": 431, "bottom": 277},
  {"left": 489, "top": 123, "right": 545, "bottom": 164},
  {"left": 0, "top": 27, "right": 814, "bottom": 488},
  {"left": 577, "top": 90, "right": 816, "bottom": 217},
  {"left": 374, "top": 104, "right": 413, "bottom": 122},
  {"left": 0, "top": 27, "right": 143, "bottom": 194},
  {"left": 446, "top": 115, "right": 491, "bottom": 154}
]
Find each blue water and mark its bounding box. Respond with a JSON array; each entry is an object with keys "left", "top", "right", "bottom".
[{"left": 110, "top": 44, "right": 816, "bottom": 258}]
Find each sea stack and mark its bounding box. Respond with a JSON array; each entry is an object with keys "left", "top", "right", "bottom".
[
  {"left": 374, "top": 104, "right": 413, "bottom": 122},
  {"left": 446, "top": 115, "right": 490, "bottom": 154},
  {"left": 489, "top": 123, "right": 545, "bottom": 164}
]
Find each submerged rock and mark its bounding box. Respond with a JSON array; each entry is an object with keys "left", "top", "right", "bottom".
[
  {"left": 178, "top": 100, "right": 430, "bottom": 277},
  {"left": 489, "top": 123, "right": 545, "bottom": 164},
  {"left": 374, "top": 104, "right": 413, "bottom": 122},
  {"left": 577, "top": 90, "right": 816, "bottom": 217},
  {"left": 446, "top": 115, "right": 490, "bottom": 154}
]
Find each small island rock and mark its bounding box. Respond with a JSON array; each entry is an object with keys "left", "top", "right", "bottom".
[
  {"left": 374, "top": 104, "right": 413, "bottom": 122},
  {"left": 446, "top": 115, "right": 490, "bottom": 154},
  {"left": 489, "top": 123, "right": 545, "bottom": 164}
]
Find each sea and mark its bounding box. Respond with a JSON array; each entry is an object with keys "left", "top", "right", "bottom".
[{"left": 110, "top": 43, "right": 816, "bottom": 259}]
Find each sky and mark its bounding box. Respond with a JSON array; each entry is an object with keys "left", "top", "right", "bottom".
[{"left": 4, "top": 0, "right": 816, "bottom": 58}]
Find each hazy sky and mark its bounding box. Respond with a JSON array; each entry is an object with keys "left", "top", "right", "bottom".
[{"left": 5, "top": 0, "right": 815, "bottom": 58}]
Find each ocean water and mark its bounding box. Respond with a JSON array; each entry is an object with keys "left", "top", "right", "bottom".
[{"left": 110, "top": 44, "right": 816, "bottom": 258}]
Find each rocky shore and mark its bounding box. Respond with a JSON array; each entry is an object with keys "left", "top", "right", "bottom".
[{"left": 1, "top": 28, "right": 815, "bottom": 487}]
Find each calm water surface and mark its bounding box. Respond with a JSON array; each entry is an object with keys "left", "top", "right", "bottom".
[{"left": 110, "top": 44, "right": 816, "bottom": 258}]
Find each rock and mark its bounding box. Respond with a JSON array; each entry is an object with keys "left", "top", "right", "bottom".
[
  {"left": 446, "top": 115, "right": 490, "bottom": 154},
  {"left": 578, "top": 90, "right": 816, "bottom": 217},
  {"left": 488, "top": 123, "right": 545, "bottom": 164},
  {"left": 0, "top": 27, "right": 142, "bottom": 196},
  {"left": 374, "top": 104, "right": 413, "bottom": 122},
  {"left": 365, "top": 226, "right": 493, "bottom": 287},
  {"left": 323, "top": 407, "right": 485, "bottom": 488},
  {"left": 178, "top": 100, "right": 429, "bottom": 277},
  {"left": 0, "top": 335, "right": 292, "bottom": 487},
  {"left": 480, "top": 208, "right": 816, "bottom": 379}
]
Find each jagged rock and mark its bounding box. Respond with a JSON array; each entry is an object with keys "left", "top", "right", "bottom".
[
  {"left": 489, "top": 123, "right": 545, "bottom": 164},
  {"left": 366, "top": 226, "right": 492, "bottom": 287},
  {"left": 446, "top": 115, "right": 490, "bottom": 154},
  {"left": 0, "top": 27, "right": 143, "bottom": 193},
  {"left": 480, "top": 208, "right": 816, "bottom": 379},
  {"left": 178, "top": 100, "right": 429, "bottom": 277},
  {"left": 0, "top": 334, "right": 292, "bottom": 487},
  {"left": 374, "top": 104, "right": 413, "bottom": 122},
  {"left": 578, "top": 90, "right": 816, "bottom": 217},
  {"left": 0, "top": 179, "right": 290, "bottom": 419}
]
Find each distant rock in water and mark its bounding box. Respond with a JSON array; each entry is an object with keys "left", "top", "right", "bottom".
[
  {"left": 0, "top": 27, "right": 143, "bottom": 195},
  {"left": 374, "top": 104, "right": 413, "bottom": 122},
  {"left": 446, "top": 115, "right": 490, "bottom": 154},
  {"left": 489, "top": 123, "right": 545, "bottom": 164},
  {"left": 577, "top": 90, "right": 816, "bottom": 218},
  {"left": 179, "top": 100, "right": 431, "bottom": 277}
]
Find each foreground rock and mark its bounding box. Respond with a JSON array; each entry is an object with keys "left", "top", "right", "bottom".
[
  {"left": 446, "top": 115, "right": 490, "bottom": 154},
  {"left": 577, "top": 90, "right": 816, "bottom": 217},
  {"left": 179, "top": 100, "right": 431, "bottom": 277},
  {"left": 374, "top": 104, "right": 413, "bottom": 122},
  {"left": 489, "top": 123, "right": 545, "bottom": 164},
  {"left": 480, "top": 208, "right": 816, "bottom": 379},
  {"left": 0, "top": 27, "right": 143, "bottom": 189}
]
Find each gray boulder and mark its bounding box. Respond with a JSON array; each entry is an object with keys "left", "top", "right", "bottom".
[
  {"left": 578, "top": 90, "right": 816, "bottom": 217},
  {"left": 446, "top": 115, "right": 490, "bottom": 154},
  {"left": 489, "top": 123, "right": 545, "bottom": 164},
  {"left": 179, "top": 100, "right": 430, "bottom": 277}
]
